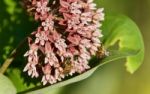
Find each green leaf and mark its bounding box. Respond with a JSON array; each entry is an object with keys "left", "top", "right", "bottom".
[
  {"left": 101, "top": 13, "right": 144, "bottom": 73},
  {"left": 6, "top": 68, "right": 38, "bottom": 93},
  {"left": 0, "top": 74, "right": 16, "bottom": 94}
]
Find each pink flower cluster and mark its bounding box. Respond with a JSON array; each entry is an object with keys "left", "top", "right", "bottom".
[{"left": 23, "top": 0, "right": 105, "bottom": 85}]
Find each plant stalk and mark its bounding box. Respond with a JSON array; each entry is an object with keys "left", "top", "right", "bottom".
[{"left": 0, "top": 38, "right": 27, "bottom": 74}]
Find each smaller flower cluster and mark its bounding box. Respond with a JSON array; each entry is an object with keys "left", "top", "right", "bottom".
[{"left": 23, "top": 0, "right": 105, "bottom": 85}]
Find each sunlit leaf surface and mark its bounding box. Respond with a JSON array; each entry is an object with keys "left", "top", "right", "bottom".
[
  {"left": 102, "top": 13, "right": 144, "bottom": 73},
  {"left": 0, "top": 74, "right": 16, "bottom": 94}
]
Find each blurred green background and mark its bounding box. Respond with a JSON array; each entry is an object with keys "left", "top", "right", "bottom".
[{"left": 0, "top": 0, "right": 149, "bottom": 94}]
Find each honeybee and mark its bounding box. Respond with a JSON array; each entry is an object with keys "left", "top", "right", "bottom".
[
  {"left": 62, "top": 58, "right": 73, "bottom": 75},
  {"left": 96, "top": 45, "right": 108, "bottom": 59}
]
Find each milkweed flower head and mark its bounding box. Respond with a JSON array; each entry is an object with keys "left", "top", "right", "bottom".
[{"left": 23, "top": 0, "right": 106, "bottom": 85}]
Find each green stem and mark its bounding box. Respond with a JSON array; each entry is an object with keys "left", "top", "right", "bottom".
[{"left": 0, "top": 38, "right": 27, "bottom": 74}]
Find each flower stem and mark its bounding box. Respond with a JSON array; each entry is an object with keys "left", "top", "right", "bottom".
[{"left": 0, "top": 38, "right": 27, "bottom": 74}]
